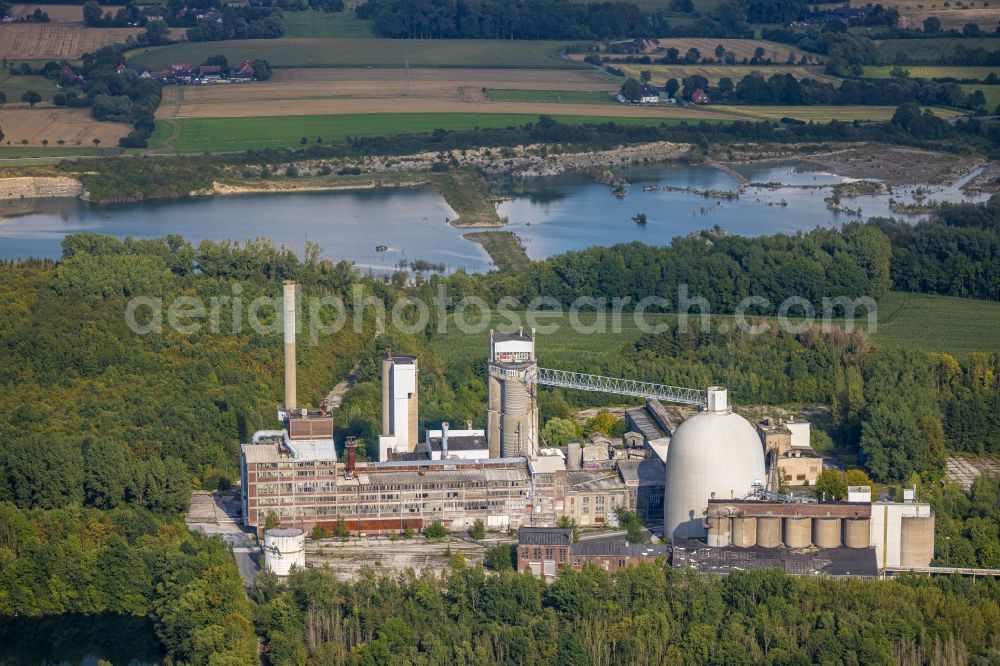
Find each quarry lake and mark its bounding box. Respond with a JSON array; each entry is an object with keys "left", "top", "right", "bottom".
[{"left": 0, "top": 161, "right": 987, "bottom": 271}]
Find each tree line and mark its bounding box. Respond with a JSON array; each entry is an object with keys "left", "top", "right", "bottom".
[
  {"left": 357, "top": 0, "right": 660, "bottom": 40},
  {"left": 252, "top": 558, "right": 1000, "bottom": 664}
]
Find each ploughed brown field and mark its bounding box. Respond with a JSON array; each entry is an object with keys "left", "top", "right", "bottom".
[{"left": 0, "top": 108, "right": 130, "bottom": 147}]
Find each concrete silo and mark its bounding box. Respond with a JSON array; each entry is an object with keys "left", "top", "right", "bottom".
[
  {"left": 263, "top": 528, "right": 305, "bottom": 576},
  {"left": 487, "top": 329, "right": 539, "bottom": 459},
  {"left": 663, "top": 388, "right": 766, "bottom": 542}
]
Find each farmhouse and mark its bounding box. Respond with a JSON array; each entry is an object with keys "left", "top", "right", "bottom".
[
  {"left": 691, "top": 88, "right": 710, "bottom": 104},
  {"left": 231, "top": 59, "right": 256, "bottom": 80},
  {"left": 617, "top": 84, "right": 660, "bottom": 104},
  {"left": 199, "top": 65, "right": 223, "bottom": 81}
]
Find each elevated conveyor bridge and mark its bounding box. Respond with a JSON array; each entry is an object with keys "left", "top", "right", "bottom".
[{"left": 534, "top": 367, "right": 706, "bottom": 407}]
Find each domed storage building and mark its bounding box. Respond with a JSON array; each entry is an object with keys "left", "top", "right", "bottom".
[{"left": 664, "top": 388, "right": 766, "bottom": 541}]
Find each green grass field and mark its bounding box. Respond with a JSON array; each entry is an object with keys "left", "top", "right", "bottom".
[
  {"left": 428, "top": 292, "right": 1000, "bottom": 375},
  {"left": 484, "top": 89, "right": 615, "bottom": 104},
  {"left": 153, "top": 113, "right": 710, "bottom": 152},
  {"left": 282, "top": 10, "right": 375, "bottom": 38},
  {"left": 0, "top": 71, "right": 58, "bottom": 99},
  {"left": 961, "top": 84, "right": 1000, "bottom": 108},
  {"left": 873, "top": 292, "right": 1000, "bottom": 356},
  {"left": 863, "top": 65, "right": 1000, "bottom": 80},
  {"left": 876, "top": 37, "right": 1000, "bottom": 62},
  {"left": 127, "top": 38, "right": 588, "bottom": 70},
  {"left": 0, "top": 147, "right": 118, "bottom": 159},
  {"left": 725, "top": 105, "right": 961, "bottom": 121}
]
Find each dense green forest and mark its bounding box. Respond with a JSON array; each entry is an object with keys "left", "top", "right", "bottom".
[
  {"left": 0, "top": 235, "right": 366, "bottom": 512},
  {"left": 252, "top": 559, "right": 1000, "bottom": 665},
  {"left": 0, "top": 502, "right": 256, "bottom": 663}
]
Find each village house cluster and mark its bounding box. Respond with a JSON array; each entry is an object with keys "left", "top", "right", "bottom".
[{"left": 114, "top": 59, "right": 258, "bottom": 84}]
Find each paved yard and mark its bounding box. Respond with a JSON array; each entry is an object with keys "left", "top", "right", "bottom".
[
  {"left": 946, "top": 456, "right": 1000, "bottom": 490},
  {"left": 305, "top": 536, "right": 491, "bottom": 580},
  {"left": 186, "top": 490, "right": 260, "bottom": 587}
]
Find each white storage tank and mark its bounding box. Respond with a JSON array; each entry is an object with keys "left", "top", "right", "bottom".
[
  {"left": 263, "top": 527, "right": 306, "bottom": 576},
  {"left": 664, "top": 388, "right": 766, "bottom": 541}
]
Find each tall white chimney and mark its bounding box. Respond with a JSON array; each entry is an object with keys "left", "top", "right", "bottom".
[
  {"left": 441, "top": 422, "right": 449, "bottom": 458},
  {"left": 283, "top": 280, "right": 296, "bottom": 411}
]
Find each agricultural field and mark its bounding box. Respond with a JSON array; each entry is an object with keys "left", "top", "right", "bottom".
[
  {"left": 159, "top": 97, "right": 738, "bottom": 119},
  {"left": 0, "top": 24, "right": 144, "bottom": 60},
  {"left": 127, "top": 38, "right": 589, "bottom": 70},
  {"left": 895, "top": 7, "right": 1000, "bottom": 30},
  {"left": 873, "top": 291, "right": 1000, "bottom": 356},
  {"left": 961, "top": 83, "right": 1000, "bottom": 107},
  {"left": 484, "top": 89, "right": 616, "bottom": 104},
  {"left": 428, "top": 291, "right": 1000, "bottom": 373},
  {"left": 158, "top": 68, "right": 615, "bottom": 116},
  {"left": 0, "top": 108, "right": 130, "bottom": 147},
  {"left": 0, "top": 69, "right": 58, "bottom": 99},
  {"left": 6, "top": 3, "right": 114, "bottom": 22},
  {"left": 862, "top": 65, "right": 1000, "bottom": 79},
  {"left": 282, "top": 9, "right": 375, "bottom": 38},
  {"left": 613, "top": 63, "right": 840, "bottom": 84},
  {"left": 152, "top": 112, "right": 721, "bottom": 152},
  {"left": 726, "top": 104, "right": 964, "bottom": 122},
  {"left": 876, "top": 37, "right": 1000, "bottom": 63},
  {"left": 614, "top": 38, "right": 808, "bottom": 62}
]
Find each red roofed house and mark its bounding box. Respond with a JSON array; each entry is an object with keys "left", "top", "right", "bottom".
[
  {"left": 231, "top": 59, "right": 255, "bottom": 80},
  {"left": 198, "top": 65, "right": 223, "bottom": 82},
  {"left": 691, "top": 88, "right": 711, "bottom": 104}
]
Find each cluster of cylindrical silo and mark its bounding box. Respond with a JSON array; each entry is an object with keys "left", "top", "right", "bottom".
[{"left": 706, "top": 514, "right": 873, "bottom": 549}]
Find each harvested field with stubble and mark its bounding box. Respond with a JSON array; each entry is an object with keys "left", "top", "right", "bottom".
[
  {"left": 157, "top": 68, "right": 616, "bottom": 117},
  {"left": 895, "top": 7, "right": 1000, "bottom": 30},
  {"left": 158, "top": 95, "right": 738, "bottom": 120},
  {"left": 0, "top": 108, "right": 130, "bottom": 147},
  {"left": 7, "top": 3, "right": 122, "bottom": 22},
  {"left": 0, "top": 24, "right": 144, "bottom": 59}
]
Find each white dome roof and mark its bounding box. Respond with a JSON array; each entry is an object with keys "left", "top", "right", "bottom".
[{"left": 664, "top": 408, "right": 765, "bottom": 541}]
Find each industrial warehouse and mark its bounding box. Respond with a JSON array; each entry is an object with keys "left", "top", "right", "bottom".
[{"left": 242, "top": 281, "right": 938, "bottom": 579}]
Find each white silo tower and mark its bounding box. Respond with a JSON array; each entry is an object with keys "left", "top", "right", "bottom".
[
  {"left": 263, "top": 527, "right": 306, "bottom": 576},
  {"left": 664, "top": 388, "right": 765, "bottom": 542}
]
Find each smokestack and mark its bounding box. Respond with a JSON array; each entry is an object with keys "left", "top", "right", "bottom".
[
  {"left": 441, "top": 422, "right": 449, "bottom": 458},
  {"left": 346, "top": 436, "right": 357, "bottom": 475},
  {"left": 283, "top": 280, "right": 296, "bottom": 411}
]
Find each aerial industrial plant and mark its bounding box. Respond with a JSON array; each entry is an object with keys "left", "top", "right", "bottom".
[{"left": 242, "top": 281, "right": 935, "bottom": 579}]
